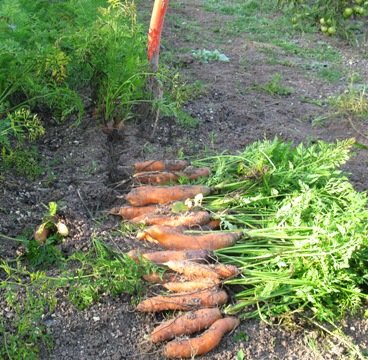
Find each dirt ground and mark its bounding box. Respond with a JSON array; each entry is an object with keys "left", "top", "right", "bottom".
[{"left": 1, "top": 0, "right": 368, "bottom": 359}]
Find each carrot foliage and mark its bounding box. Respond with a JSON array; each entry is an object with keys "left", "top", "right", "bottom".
[{"left": 195, "top": 138, "right": 368, "bottom": 322}]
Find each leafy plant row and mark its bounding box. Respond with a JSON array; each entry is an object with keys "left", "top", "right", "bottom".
[
  {"left": 0, "top": 0, "right": 147, "bottom": 123},
  {"left": 278, "top": 0, "right": 368, "bottom": 38}
]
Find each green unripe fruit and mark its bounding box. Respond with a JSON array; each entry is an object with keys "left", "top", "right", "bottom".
[
  {"left": 354, "top": 6, "right": 364, "bottom": 14},
  {"left": 327, "top": 26, "right": 336, "bottom": 35},
  {"left": 320, "top": 18, "right": 326, "bottom": 25},
  {"left": 326, "top": 18, "right": 332, "bottom": 25},
  {"left": 355, "top": 0, "right": 363, "bottom": 5},
  {"left": 343, "top": 7, "right": 353, "bottom": 17},
  {"left": 320, "top": 25, "right": 328, "bottom": 33}
]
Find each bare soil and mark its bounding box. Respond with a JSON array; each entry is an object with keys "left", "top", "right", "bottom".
[{"left": 1, "top": 0, "right": 368, "bottom": 359}]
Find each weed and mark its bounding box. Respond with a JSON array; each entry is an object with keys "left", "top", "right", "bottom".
[
  {"left": 66, "top": 239, "right": 154, "bottom": 309},
  {"left": 317, "top": 67, "right": 343, "bottom": 83},
  {"left": 329, "top": 85, "right": 368, "bottom": 118},
  {"left": 142, "top": 142, "right": 157, "bottom": 154},
  {"left": 256, "top": 73, "right": 293, "bottom": 96},
  {"left": 236, "top": 349, "right": 245, "bottom": 360},
  {"left": 154, "top": 71, "right": 200, "bottom": 128},
  {"left": 233, "top": 331, "right": 249, "bottom": 342},
  {"left": 1, "top": 147, "right": 43, "bottom": 179},
  {"left": 192, "top": 49, "right": 230, "bottom": 63},
  {"left": 0, "top": 262, "right": 56, "bottom": 359},
  {"left": 0, "top": 236, "right": 154, "bottom": 357}
]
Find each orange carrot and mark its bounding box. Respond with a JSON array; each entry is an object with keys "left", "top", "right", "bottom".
[
  {"left": 212, "top": 264, "right": 240, "bottom": 279},
  {"left": 138, "top": 225, "right": 241, "bottom": 250},
  {"left": 34, "top": 224, "right": 49, "bottom": 244},
  {"left": 136, "top": 289, "right": 228, "bottom": 312},
  {"left": 133, "top": 167, "right": 211, "bottom": 184},
  {"left": 164, "top": 261, "right": 221, "bottom": 281},
  {"left": 133, "top": 160, "right": 189, "bottom": 173},
  {"left": 206, "top": 219, "right": 221, "bottom": 230},
  {"left": 133, "top": 171, "right": 179, "bottom": 185},
  {"left": 131, "top": 211, "right": 211, "bottom": 227},
  {"left": 163, "top": 279, "right": 220, "bottom": 293},
  {"left": 126, "top": 185, "right": 211, "bottom": 206},
  {"left": 109, "top": 205, "right": 159, "bottom": 219},
  {"left": 151, "top": 308, "right": 222, "bottom": 343},
  {"left": 163, "top": 261, "right": 239, "bottom": 281},
  {"left": 181, "top": 166, "right": 211, "bottom": 180},
  {"left": 164, "top": 317, "right": 240, "bottom": 358},
  {"left": 143, "top": 272, "right": 180, "bottom": 284},
  {"left": 127, "top": 249, "right": 211, "bottom": 264}
]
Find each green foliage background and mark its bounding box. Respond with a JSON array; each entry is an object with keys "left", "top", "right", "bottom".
[{"left": 0, "top": 0, "right": 147, "bottom": 122}]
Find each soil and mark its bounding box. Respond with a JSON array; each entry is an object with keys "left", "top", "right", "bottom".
[{"left": 1, "top": 0, "right": 368, "bottom": 359}]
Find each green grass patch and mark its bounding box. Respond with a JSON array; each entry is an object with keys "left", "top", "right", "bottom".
[
  {"left": 329, "top": 85, "right": 368, "bottom": 118},
  {"left": 254, "top": 73, "right": 293, "bottom": 96},
  {"left": 316, "top": 67, "right": 343, "bottom": 83}
]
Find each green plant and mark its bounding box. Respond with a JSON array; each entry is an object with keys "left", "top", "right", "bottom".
[
  {"left": 153, "top": 71, "right": 200, "bottom": 128},
  {"left": 257, "top": 73, "right": 293, "bottom": 96},
  {"left": 277, "top": 0, "right": 368, "bottom": 39},
  {"left": 329, "top": 85, "right": 368, "bottom": 117},
  {"left": 316, "top": 67, "right": 343, "bottom": 83},
  {"left": 0, "top": 107, "right": 45, "bottom": 178},
  {"left": 194, "top": 139, "right": 368, "bottom": 323},
  {"left": 236, "top": 349, "right": 245, "bottom": 360},
  {"left": 0, "top": 0, "right": 148, "bottom": 125},
  {"left": 0, "top": 262, "right": 56, "bottom": 359},
  {"left": 0, "top": 237, "right": 154, "bottom": 357},
  {"left": 191, "top": 49, "right": 230, "bottom": 63},
  {"left": 73, "top": 0, "right": 148, "bottom": 123},
  {"left": 1, "top": 146, "right": 43, "bottom": 179},
  {"left": 66, "top": 239, "right": 154, "bottom": 309}
]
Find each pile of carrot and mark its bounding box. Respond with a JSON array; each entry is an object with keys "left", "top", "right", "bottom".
[{"left": 110, "top": 159, "right": 241, "bottom": 358}]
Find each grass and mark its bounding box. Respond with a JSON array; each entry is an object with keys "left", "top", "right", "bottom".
[
  {"left": 329, "top": 86, "right": 368, "bottom": 118},
  {"left": 201, "top": 0, "right": 343, "bottom": 83},
  {"left": 316, "top": 67, "right": 343, "bottom": 83}
]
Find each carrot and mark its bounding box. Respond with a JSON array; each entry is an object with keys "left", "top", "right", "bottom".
[
  {"left": 133, "top": 167, "right": 211, "bottom": 184},
  {"left": 136, "top": 289, "right": 228, "bottom": 312},
  {"left": 133, "top": 171, "right": 179, "bottom": 185},
  {"left": 131, "top": 211, "right": 211, "bottom": 227},
  {"left": 206, "top": 219, "right": 221, "bottom": 230},
  {"left": 164, "top": 261, "right": 221, "bottom": 281},
  {"left": 163, "top": 260, "right": 239, "bottom": 280},
  {"left": 181, "top": 166, "right": 211, "bottom": 180},
  {"left": 212, "top": 263, "right": 240, "bottom": 279},
  {"left": 109, "top": 205, "right": 159, "bottom": 219},
  {"left": 134, "top": 160, "right": 189, "bottom": 173},
  {"left": 151, "top": 308, "right": 222, "bottom": 343},
  {"left": 143, "top": 272, "right": 181, "bottom": 284},
  {"left": 163, "top": 279, "right": 220, "bottom": 293},
  {"left": 125, "top": 185, "right": 211, "bottom": 206},
  {"left": 138, "top": 225, "right": 242, "bottom": 250},
  {"left": 164, "top": 316, "right": 240, "bottom": 358},
  {"left": 127, "top": 249, "right": 211, "bottom": 264},
  {"left": 34, "top": 224, "right": 49, "bottom": 244}
]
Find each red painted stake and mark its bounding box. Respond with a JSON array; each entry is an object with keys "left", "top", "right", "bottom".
[{"left": 148, "top": 0, "right": 169, "bottom": 71}]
